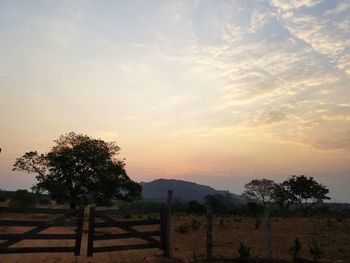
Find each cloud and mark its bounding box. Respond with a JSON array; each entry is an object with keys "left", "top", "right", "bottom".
[
  {"left": 1, "top": 0, "right": 349, "bottom": 152},
  {"left": 172, "top": 0, "right": 350, "bottom": 151},
  {"left": 277, "top": 1, "right": 350, "bottom": 79},
  {"left": 270, "top": 0, "right": 323, "bottom": 11}
]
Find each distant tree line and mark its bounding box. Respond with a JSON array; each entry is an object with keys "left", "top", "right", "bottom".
[
  {"left": 5, "top": 132, "right": 349, "bottom": 218},
  {"left": 0, "top": 189, "right": 51, "bottom": 207},
  {"left": 243, "top": 176, "right": 330, "bottom": 215}
]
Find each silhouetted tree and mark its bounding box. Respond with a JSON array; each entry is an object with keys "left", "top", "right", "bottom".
[
  {"left": 271, "top": 182, "right": 295, "bottom": 210},
  {"left": 243, "top": 179, "right": 275, "bottom": 260},
  {"left": 279, "top": 175, "right": 330, "bottom": 215},
  {"left": 243, "top": 179, "right": 276, "bottom": 208},
  {"left": 13, "top": 132, "right": 141, "bottom": 208}
]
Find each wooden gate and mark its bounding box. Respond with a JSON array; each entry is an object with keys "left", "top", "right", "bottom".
[
  {"left": 87, "top": 190, "right": 173, "bottom": 257},
  {"left": 0, "top": 207, "right": 84, "bottom": 255}
]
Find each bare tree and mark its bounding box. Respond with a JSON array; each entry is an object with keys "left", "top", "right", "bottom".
[{"left": 243, "top": 179, "right": 276, "bottom": 208}]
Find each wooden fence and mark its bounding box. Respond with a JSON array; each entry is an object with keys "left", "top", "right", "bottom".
[
  {"left": 0, "top": 207, "right": 84, "bottom": 255},
  {"left": 87, "top": 190, "right": 173, "bottom": 257}
]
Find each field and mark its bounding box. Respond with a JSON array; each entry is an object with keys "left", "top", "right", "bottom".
[
  {"left": 172, "top": 215, "right": 350, "bottom": 262},
  {"left": 0, "top": 212, "right": 349, "bottom": 262}
]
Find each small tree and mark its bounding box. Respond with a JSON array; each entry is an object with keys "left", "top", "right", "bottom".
[
  {"left": 243, "top": 179, "right": 276, "bottom": 209},
  {"left": 281, "top": 175, "right": 330, "bottom": 215},
  {"left": 13, "top": 132, "right": 141, "bottom": 208},
  {"left": 243, "top": 179, "right": 275, "bottom": 261}
]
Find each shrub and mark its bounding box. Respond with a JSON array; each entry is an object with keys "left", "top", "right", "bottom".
[
  {"left": 237, "top": 241, "right": 252, "bottom": 261},
  {"left": 9, "top": 189, "right": 36, "bottom": 208},
  {"left": 290, "top": 238, "right": 302, "bottom": 262},
  {"left": 176, "top": 219, "right": 202, "bottom": 234},
  {"left": 309, "top": 239, "right": 324, "bottom": 262}
]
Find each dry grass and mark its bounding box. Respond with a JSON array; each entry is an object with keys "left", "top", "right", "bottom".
[{"left": 172, "top": 215, "right": 350, "bottom": 263}]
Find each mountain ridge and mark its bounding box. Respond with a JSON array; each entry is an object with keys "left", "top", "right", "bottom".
[{"left": 140, "top": 178, "right": 245, "bottom": 204}]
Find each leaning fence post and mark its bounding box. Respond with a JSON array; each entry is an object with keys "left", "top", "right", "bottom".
[
  {"left": 165, "top": 190, "right": 173, "bottom": 257},
  {"left": 207, "top": 206, "right": 213, "bottom": 262},
  {"left": 74, "top": 207, "right": 84, "bottom": 256},
  {"left": 87, "top": 207, "right": 95, "bottom": 257}
]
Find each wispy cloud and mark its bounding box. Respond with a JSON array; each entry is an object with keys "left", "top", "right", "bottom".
[{"left": 160, "top": 0, "right": 350, "bottom": 151}]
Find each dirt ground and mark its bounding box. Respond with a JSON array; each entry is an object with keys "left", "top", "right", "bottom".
[
  {"left": 171, "top": 215, "right": 350, "bottom": 263},
  {"left": 0, "top": 214, "right": 349, "bottom": 263}
]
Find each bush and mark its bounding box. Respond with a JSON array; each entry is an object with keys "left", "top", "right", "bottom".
[
  {"left": 9, "top": 189, "right": 36, "bottom": 208},
  {"left": 290, "top": 238, "right": 302, "bottom": 262},
  {"left": 176, "top": 218, "right": 202, "bottom": 234},
  {"left": 237, "top": 242, "right": 252, "bottom": 261}
]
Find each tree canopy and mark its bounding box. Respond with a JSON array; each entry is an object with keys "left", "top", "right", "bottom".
[
  {"left": 278, "top": 175, "right": 330, "bottom": 214},
  {"left": 13, "top": 132, "right": 141, "bottom": 208},
  {"left": 243, "top": 178, "right": 276, "bottom": 208}
]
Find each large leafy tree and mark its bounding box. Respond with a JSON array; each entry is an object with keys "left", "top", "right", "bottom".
[
  {"left": 278, "top": 175, "right": 330, "bottom": 214},
  {"left": 271, "top": 183, "right": 295, "bottom": 210},
  {"left": 13, "top": 132, "right": 141, "bottom": 208}
]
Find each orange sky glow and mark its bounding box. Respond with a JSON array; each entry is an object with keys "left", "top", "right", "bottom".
[{"left": 1, "top": 0, "right": 349, "bottom": 202}]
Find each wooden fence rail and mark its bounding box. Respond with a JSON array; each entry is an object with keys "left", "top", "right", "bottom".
[
  {"left": 0, "top": 190, "right": 174, "bottom": 257},
  {"left": 87, "top": 207, "right": 162, "bottom": 256},
  {"left": 87, "top": 190, "right": 173, "bottom": 257},
  {"left": 0, "top": 206, "right": 84, "bottom": 255}
]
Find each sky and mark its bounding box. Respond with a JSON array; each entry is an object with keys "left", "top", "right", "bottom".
[{"left": 0, "top": 0, "right": 350, "bottom": 202}]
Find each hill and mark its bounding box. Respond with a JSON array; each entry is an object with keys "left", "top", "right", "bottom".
[{"left": 140, "top": 178, "right": 245, "bottom": 205}]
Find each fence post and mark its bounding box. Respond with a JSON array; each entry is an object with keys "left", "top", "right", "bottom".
[
  {"left": 164, "top": 190, "right": 173, "bottom": 257},
  {"left": 87, "top": 207, "right": 95, "bottom": 257},
  {"left": 74, "top": 207, "right": 84, "bottom": 256},
  {"left": 207, "top": 206, "right": 213, "bottom": 262}
]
